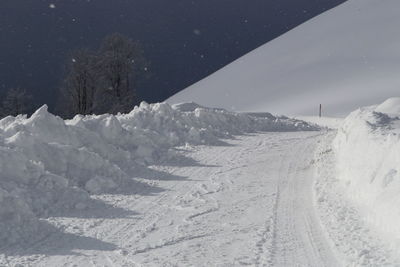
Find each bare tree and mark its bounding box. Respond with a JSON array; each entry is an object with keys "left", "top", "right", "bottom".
[
  {"left": 61, "top": 49, "right": 98, "bottom": 116},
  {"left": 1, "top": 88, "right": 33, "bottom": 116},
  {"left": 57, "top": 33, "right": 148, "bottom": 117},
  {"left": 97, "top": 33, "right": 147, "bottom": 113}
]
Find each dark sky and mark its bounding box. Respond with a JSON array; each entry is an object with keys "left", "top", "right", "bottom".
[{"left": 0, "top": 0, "right": 346, "bottom": 111}]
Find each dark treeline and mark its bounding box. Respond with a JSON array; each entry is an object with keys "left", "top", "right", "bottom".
[
  {"left": 0, "top": 33, "right": 149, "bottom": 119},
  {"left": 0, "top": 88, "right": 34, "bottom": 117}
]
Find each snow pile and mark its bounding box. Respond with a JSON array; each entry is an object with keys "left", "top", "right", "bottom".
[
  {"left": 0, "top": 102, "right": 317, "bottom": 244},
  {"left": 168, "top": 0, "right": 400, "bottom": 116},
  {"left": 314, "top": 133, "right": 400, "bottom": 266},
  {"left": 374, "top": 97, "right": 400, "bottom": 117},
  {"left": 294, "top": 116, "right": 344, "bottom": 130},
  {"left": 333, "top": 98, "right": 400, "bottom": 239}
]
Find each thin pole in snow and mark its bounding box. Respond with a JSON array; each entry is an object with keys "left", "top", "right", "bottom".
[{"left": 319, "top": 104, "right": 322, "bottom": 118}]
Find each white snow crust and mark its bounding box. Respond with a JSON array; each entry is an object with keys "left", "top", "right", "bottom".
[
  {"left": 0, "top": 102, "right": 316, "bottom": 245},
  {"left": 168, "top": 0, "right": 400, "bottom": 116}
]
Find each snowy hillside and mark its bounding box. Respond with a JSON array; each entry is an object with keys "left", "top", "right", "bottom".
[
  {"left": 168, "top": 0, "right": 400, "bottom": 116},
  {"left": 0, "top": 102, "right": 315, "bottom": 245}
]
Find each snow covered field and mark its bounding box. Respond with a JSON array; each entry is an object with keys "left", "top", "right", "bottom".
[
  {"left": 1, "top": 129, "right": 337, "bottom": 266},
  {"left": 0, "top": 102, "right": 317, "bottom": 262},
  {"left": 2, "top": 99, "right": 400, "bottom": 266}
]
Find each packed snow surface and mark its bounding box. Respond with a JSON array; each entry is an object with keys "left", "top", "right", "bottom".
[
  {"left": 168, "top": 0, "right": 400, "bottom": 116},
  {"left": 0, "top": 102, "right": 315, "bottom": 246}
]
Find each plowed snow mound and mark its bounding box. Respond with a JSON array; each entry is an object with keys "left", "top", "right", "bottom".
[
  {"left": 0, "top": 102, "right": 317, "bottom": 244},
  {"left": 334, "top": 98, "right": 400, "bottom": 239}
]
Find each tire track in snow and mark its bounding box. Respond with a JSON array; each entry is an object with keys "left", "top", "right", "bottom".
[
  {"left": 269, "top": 133, "right": 339, "bottom": 267},
  {"left": 254, "top": 151, "right": 287, "bottom": 267}
]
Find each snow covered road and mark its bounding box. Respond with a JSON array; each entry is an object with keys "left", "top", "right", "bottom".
[{"left": 1, "top": 132, "right": 340, "bottom": 266}]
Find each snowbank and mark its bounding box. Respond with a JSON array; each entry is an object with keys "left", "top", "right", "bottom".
[
  {"left": 294, "top": 116, "right": 344, "bottom": 129},
  {"left": 314, "top": 132, "right": 400, "bottom": 266},
  {"left": 0, "top": 102, "right": 317, "bottom": 244},
  {"left": 333, "top": 98, "right": 400, "bottom": 239},
  {"left": 374, "top": 97, "right": 400, "bottom": 117}
]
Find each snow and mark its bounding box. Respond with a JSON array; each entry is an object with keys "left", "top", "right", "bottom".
[
  {"left": 309, "top": 98, "right": 400, "bottom": 265},
  {"left": 333, "top": 100, "right": 400, "bottom": 242},
  {"left": 0, "top": 102, "right": 316, "bottom": 246},
  {"left": 374, "top": 97, "right": 400, "bottom": 117},
  {"left": 167, "top": 0, "right": 400, "bottom": 116},
  {"left": 3, "top": 98, "right": 400, "bottom": 265},
  {"left": 2, "top": 0, "right": 400, "bottom": 262},
  {"left": 1, "top": 131, "right": 339, "bottom": 266},
  {"left": 294, "top": 116, "right": 344, "bottom": 129},
  {"left": 314, "top": 133, "right": 400, "bottom": 265}
]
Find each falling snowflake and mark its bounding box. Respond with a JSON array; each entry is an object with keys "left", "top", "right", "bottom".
[
  {"left": 49, "top": 3, "right": 56, "bottom": 9},
  {"left": 193, "top": 29, "right": 201, "bottom": 36}
]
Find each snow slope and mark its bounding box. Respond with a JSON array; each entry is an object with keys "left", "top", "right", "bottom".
[
  {"left": 168, "top": 0, "right": 400, "bottom": 116},
  {"left": 0, "top": 102, "right": 315, "bottom": 246}
]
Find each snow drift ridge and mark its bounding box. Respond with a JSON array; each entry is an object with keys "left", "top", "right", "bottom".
[
  {"left": 0, "top": 102, "right": 316, "bottom": 245},
  {"left": 334, "top": 98, "right": 400, "bottom": 240}
]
